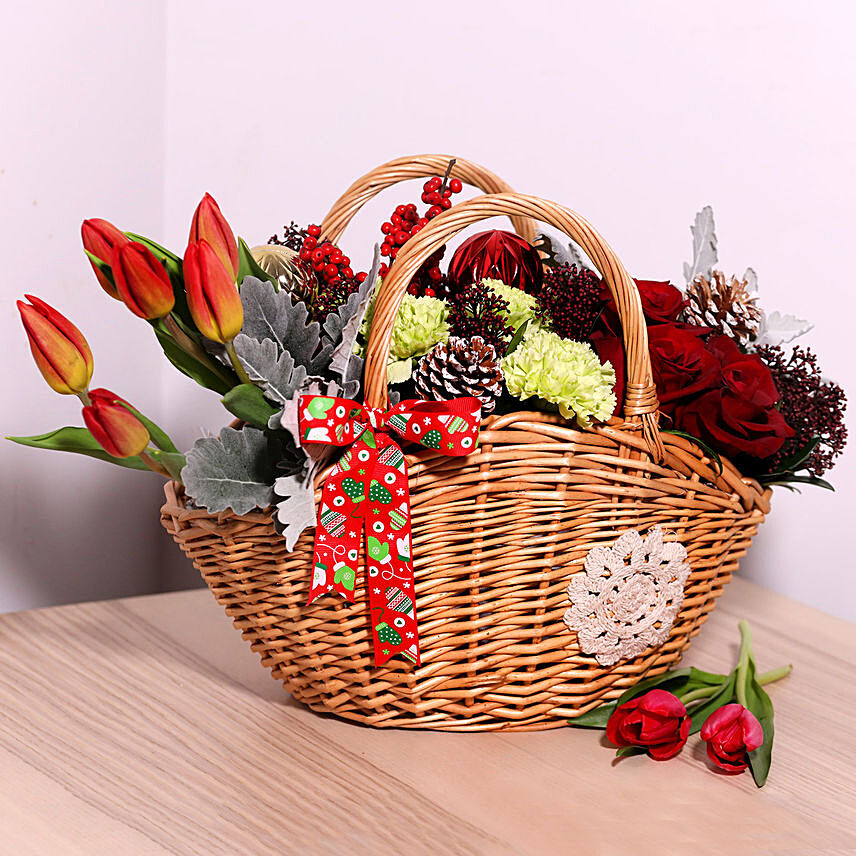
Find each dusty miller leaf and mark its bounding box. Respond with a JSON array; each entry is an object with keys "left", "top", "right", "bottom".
[
  {"left": 239, "top": 276, "right": 330, "bottom": 375},
  {"left": 232, "top": 334, "right": 308, "bottom": 405},
  {"left": 272, "top": 475, "right": 318, "bottom": 550},
  {"left": 182, "top": 426, "right": 280, "bottom": 515},
  {"left": 683, "top": 206, "right": 718, "bottom": 283},
  {"left": 535, "top": 227, "right": 595, "bottom": 272},
  {"left": 743, "top": 266, "right": 759, "bottom": 294},
  {"left": 753, "top": 310, "right": 814, "bottom": 348}
]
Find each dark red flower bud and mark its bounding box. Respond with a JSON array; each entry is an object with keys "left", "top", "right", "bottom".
[
  {"left": 700, "top": 703, "right": 763, "bottom": 773},
  {"left": 606, "top": 689, "right": 690, "bottom": 760}
]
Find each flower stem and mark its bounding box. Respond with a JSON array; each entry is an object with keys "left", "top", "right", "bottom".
[
  {"left": 162, "top": 314, "right": 234, "bottom": 385},
  {"left": 225, "top": 340, "right": 252, "bottom": 385},
  {"left": 680, "top": 685, "right": 719, "bottom": 704},
  {"left": 139, "top": 449, "right": 170, "bottom": 478},
  {"left": 735, "top": 619, "right": 753, "bottom": 708},
  {"left": 757, "top": 664, "right": 792, "bottom": 684}
]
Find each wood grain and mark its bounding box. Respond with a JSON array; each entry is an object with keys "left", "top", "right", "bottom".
[{"left": 0, "top": 577, "right": 853, "bottom": 855}]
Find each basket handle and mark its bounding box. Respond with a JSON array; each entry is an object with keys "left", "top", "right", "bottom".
[
  {"left": 364, "top": 192, "right": 664, "bottom": 460},
  {"left": 319, "top": 154, "right": 536, "bottom": 245}
]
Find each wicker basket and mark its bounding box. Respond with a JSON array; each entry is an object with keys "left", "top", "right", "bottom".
[{"left": 160, "top": 154, "right": 770, "bottom": 731}]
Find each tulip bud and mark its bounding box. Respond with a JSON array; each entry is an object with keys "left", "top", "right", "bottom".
[
  {"left": 189, "top": 193, "right": 239, "bottom": 279},
  {"left": 17, "top": 295, "right": 94, "bottom": 395},
  {"left": 700, "top": 703, "right": 764, "bottom": 773},
  {"left": 82, "top": 388, "right": 150, "bottom": 458},
  {"left": 81, "top": 218, "right": 130, "bottom": 299},
  {"left": 111, "top": 242, "right": 176, "bottom": 319},
  {"left": 184, "top": 240, "right": 243, "bottom": 343}
]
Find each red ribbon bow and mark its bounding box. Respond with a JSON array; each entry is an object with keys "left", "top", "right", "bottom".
[{"left": 299, "top": 394, "right": 481, "bottom": 666}]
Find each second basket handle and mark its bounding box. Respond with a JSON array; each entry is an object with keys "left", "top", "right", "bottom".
[
  {"left": 319, "top": 154, "right": 536, "bottom": 245},
  {"left": 364, "top": 192, "right": 664, "bottom": 460}
]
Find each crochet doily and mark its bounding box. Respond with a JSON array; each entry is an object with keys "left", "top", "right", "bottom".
[{"left": 563, "top": 526, "right": 691, "bottom": 666}]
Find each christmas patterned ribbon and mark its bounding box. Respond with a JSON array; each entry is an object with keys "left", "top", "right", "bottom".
[{"left": 299, "top": 394, "right": 481, "bottom": 666}]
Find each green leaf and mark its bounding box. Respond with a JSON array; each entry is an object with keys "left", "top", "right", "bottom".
[
  {"left": 771, "top": 436, "right": 821, "bottom": 474},
  {"left": 7, "top": 427, "right": 149, "bottom": 471},
  {"left": 237, "top": 238, "right": 278, "bottom": 288},
  {"left": 505, "top": 319, "right": 530, "bottom": 355},
  {"left": 84, "top": 250, "right": 116, "bottom": 291},
  {"left": 568, "top": 666, "right": 723, "bottom": 730},
  {"left": 662, "top": 429, "right": 723, "bottom": 475},
  {"left": 615, "top": 745, "right": 646, "bottom": 758},
  {"left": 115, "top": 401, "right": 178, "bottom": 453},
  {"left": 758, "top": 472, "right": 834, "bottom": 491},
  {"left": 745, "top": 657, "right": 775, "bottom": 788},
  {"left": 125, "top": 232, "right": 182, "bottom": 265},
  {"left": 688, "top": 671, "right": 737, "bottom": 735},
  {"left": 221, "top": 384, "right": 279, "bottom": 430},
  {"left": 153, "top": 325, "right": 236, "bottom": 395},
  {"left": 148, "top": 449, "right": 186, "bottom": 480}
]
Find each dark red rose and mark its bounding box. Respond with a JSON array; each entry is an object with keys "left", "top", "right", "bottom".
[
  {"left": 590, "top": 323, "right": 720, "bottom": 417},
  {"left": 675, "top": 389, "right": 794, "bottom": 459},
  {"left": 701, "top": 703, "right": 763, "bottom": 773},
  {"left": 606, "top": 689, "right": 690, "bottom": 760},
  {"left": 600, "top": 279, "right": 687, "bottom": 332},
  {"left": 707, "top": 335, "right": 780, "bottom": 407}
]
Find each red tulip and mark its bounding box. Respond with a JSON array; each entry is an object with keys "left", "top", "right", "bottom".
[
  {"left": 17, "top": 295, "right": 93, "bottom": 395},
  {"left": 701, "top": 703, "right": 763, "bottom": 773},
  {"left": 183, "top": 240, "right": 243, "bottom": 343},
  {"left": 82, "top": 388, "right": 150, "bottom": 458},
  {"left": 606, "top": 689, "right": 690, "bottom": 760},
  {"left": 81, "top": 218, "right": 130, "bottom": 298},
  {"left": 111, "top": 242, "right": 175, "bottom": 319},
  {"left": 189, "top": 193, "right": 239, "bottom": 279}
]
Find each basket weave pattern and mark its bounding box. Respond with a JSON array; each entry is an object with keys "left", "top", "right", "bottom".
[{"left": 160, "top": 155, "right": 770, "bottom": 731}]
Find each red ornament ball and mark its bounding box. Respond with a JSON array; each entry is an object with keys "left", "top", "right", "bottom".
[{"left": 447, "top": 229, "right": 543, "bottom": 296}]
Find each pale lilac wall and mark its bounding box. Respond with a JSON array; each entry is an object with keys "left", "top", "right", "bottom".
[{"left": 2, "top": 1, "right": 854, "bottom": 619}]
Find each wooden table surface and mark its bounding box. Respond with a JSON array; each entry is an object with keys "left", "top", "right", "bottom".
[{"left": 0, "top": 577, "right": 853, "bottom": 856}]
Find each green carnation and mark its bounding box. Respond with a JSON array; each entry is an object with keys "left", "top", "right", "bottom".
[
  {"left": 501, "top": 329, "right": 617, "bottom": 427},
  {"left": 482, "top": 278, "right": 538, "bottom": 333}
]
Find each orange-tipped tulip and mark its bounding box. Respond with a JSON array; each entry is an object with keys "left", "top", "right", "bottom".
[
  {"left": 184, "top": 240, "right": 243, "bottom": 343},
  {"left": 189, "top": 193, "right": 239, "bottom": 279},
  {"left": 111, "top": 241, "right": 175, "bottom": 319},
  {"left": 81, "top": 218, "right": 130, "bottom": 299},
  {"left": 82, "top": 388, "right": 150, "bottom": 458},
  {"left": 17, "top": 295, "right": 94, "bottom": 395}
]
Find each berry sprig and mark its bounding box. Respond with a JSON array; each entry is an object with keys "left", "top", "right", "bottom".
[
  {"left": 535, "top": 263, "right": 604, "bottom": 341},
  {"left": 447, "top": 280, "right": 513, "bottom": 355},
  {"left": 376, "top": 160, "right": 464, "bottom": 298}
]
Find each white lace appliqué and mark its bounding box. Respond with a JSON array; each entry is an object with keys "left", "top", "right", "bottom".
[{"left": 563, "top": 527, "right": 691, "bottom": 666}]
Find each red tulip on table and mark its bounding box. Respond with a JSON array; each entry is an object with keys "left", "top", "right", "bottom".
[
  {"left": 183, "top": 239, "right": 243, "bottom": 344},
  {"left": 17, "top": 295, "right": 93, "bottom": 395},
  {"left": 189, "top": 193, "right": 239, "bottom": 279},
  {"left": 82, "top": 388, "right": 150, "bottom": 458},
  {"left": 606, "top": 689, "right": 690, "bottom": 760},
  {"left": 111, "top": 242, "right": 176, "bottom": 320},
  {"left": 701, "top": 703, "right": 764, "bottom": 773},
  {"left": 81, "top": 218, "right": 130, "bottom": 298}
]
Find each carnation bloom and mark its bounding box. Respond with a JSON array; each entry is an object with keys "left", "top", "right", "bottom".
[
  {"left": 501, "top": 329, "right": 616, "bottom": 427},
  {"left": 482, "top": 278, "right": 540, "bottom": 333},
  {"left": 360, "top": 293, "right": 450, "bottom": 361}
]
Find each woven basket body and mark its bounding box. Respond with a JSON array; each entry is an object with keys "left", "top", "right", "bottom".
[{"left": 160, "top": 156, "right": 770, "bottom": 731}]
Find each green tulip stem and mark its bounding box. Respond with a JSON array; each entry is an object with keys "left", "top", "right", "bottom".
[
  {"left": 139, "top": 449, "right": 170, "bottom": 478},
  {"left": 679, "top": 663, "right": 791, "bottom": 708},
  {"left": 735, "top": 619, "right": 753, "bottom": 708},
  {"left": 679, "top": 685, "right": 720, "bottom": 705},
  {"left": 162, "top": 315, "right": 234, "bottom": 386},
  {"left": 757, "top": 664, "right": 793, "bottom": 684},
  {"left": 225, "top": 340, "right": 252, "bottom": 386}
]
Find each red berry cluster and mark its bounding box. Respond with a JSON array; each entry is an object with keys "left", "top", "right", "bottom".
[
  {"left": 297, "top": 224, "right": 357, "bottom": 285},
  {"left": 377, "top": 166, "right": 463, "bottom": 298}
]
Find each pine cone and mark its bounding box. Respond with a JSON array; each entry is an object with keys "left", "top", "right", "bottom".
[
  {"left": 413, "top": 336, "right": 503, "bottom": 414},
  {"left": 683, "top": 270, "right": 762, "bottom": 345}
]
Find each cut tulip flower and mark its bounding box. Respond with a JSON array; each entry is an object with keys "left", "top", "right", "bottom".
[
  {"left": 17, "top": 295, "right": 94, "bottom": 395},
  {"left": 81, "top": 218, "right": 130, "bottom": 298},
  {"left": 82, "top": 388, "right": 151, "bottom": 459},
  {"left": 189, "top": 193, "right": 239, "bottom": 279},
  {"left": 111, "top": 242, "right": 176, "bottom": 320}
]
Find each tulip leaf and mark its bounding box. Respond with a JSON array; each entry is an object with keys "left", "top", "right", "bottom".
[
  {"left": 115, "top": 402, "right": 178, "bottom": 453},
  {"left": 688, "top": 671, "right": 737, "bottom": 735},
  {"left": 153, "top": 325, "right": 235, "bottom": 395},
  {"left": 237, "top": 238, "right": 277, "bottom": 289},
  {"left": 84, "top": 250, "right": 117, "bottom": 291},
  {"left": 7, "top": 427, "right": 149, "bottom": 471},
  {"left": 148, "top": 449, "right": 186, "bottom": 481},
  {"left": 744, "top": 657, "right": 775, "bottom": 788},
  {"left": 182, "top": 425, "right": 282, "bottom": 516},
  {"left": 615, "top": 746, "right": 647, "bottom": 759},
  {"left": 221, "top": 383, "right": 279, "bottom": 429}
]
